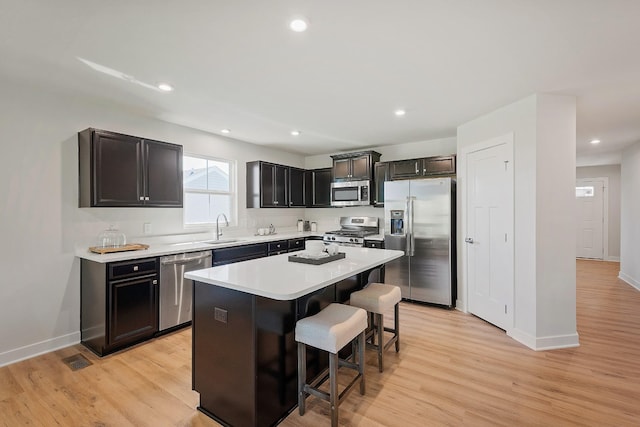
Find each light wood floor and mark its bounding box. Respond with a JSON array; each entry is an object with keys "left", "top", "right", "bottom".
[{"left": 1, "top": 260, "right": 638, "bottom": 426}]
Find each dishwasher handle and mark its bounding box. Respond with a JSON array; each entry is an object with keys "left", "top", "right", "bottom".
[{"left": 161, "top": 253, "right": 212, "bottom": 265}]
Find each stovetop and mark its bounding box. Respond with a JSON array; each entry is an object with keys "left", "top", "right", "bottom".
[
  {"left": 325, "top": 229, "right": 377, "bottom": 238},
  {"left": 322, "top": 216, "right": 379, "bottom": 245}
]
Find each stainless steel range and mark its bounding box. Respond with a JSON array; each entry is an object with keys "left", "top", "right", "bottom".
[{"left": 323, "top": 216, "right": 379, "bottom": 246}]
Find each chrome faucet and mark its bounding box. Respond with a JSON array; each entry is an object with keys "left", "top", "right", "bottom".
[{"left": 215, "top": 213, "right": 229, "bottom": 240}]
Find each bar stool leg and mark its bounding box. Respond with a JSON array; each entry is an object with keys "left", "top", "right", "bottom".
[
  {"left": 297, "top": 342, "right": 307, "bottom": 415},
  {"left": 358, "top": 330, "right": 366, "bottom": 395},
  {"left": 329, "top": 352, "right": 339, "bottom": 427},
  {"left": 376, "top": 313, "right": 384, "bottom": 372},
  {"left": 395, "top": 303, "right": 400, "bottom": 352}
]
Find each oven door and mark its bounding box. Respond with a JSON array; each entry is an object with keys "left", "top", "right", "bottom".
[{"left": 331, "top": 180, "right": 370, "bottom": 206}]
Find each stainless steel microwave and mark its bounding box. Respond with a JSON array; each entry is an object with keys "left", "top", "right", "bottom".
[{"left": 330, "top": 180, "right": 371, "bottom": 206}]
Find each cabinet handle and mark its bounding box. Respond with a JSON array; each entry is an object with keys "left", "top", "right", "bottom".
[
  {"left": 145, "top": 196, "right": 150, "bottom": 201},
  {"left": 139, "top": 196, "right": 144, "bottom": 201},
  {"left": 152, "top": 279, "right": 158, "bottom": 285},
  {"left": 274, "top": 200, "right": 279, "bottom": 205},
  {"left": 133, "top": 265, "right": 139, "bottom": 271},
  {"left": 415, "top": 166, "right": 419, "bottom": 174},
  {"left": 423, "top": 169, "right": 426, "bottom": 174}
]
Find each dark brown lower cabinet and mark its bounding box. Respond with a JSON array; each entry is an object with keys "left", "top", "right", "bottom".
[{"left": 81, "top": 257, "right": 159, "bottom": 356}]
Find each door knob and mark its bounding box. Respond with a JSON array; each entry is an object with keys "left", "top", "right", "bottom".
[{"left": 465, "top": 237, "right": 474, "bottom": 244}]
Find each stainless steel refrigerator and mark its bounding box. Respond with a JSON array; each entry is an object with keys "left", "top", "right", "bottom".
[{"left": 384, "top": 177, "right": 456, "bottom": 306}]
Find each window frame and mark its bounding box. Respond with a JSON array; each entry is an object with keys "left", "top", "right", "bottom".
[{"left": 183, "top": 153, "right": 237, "bottom": 227}]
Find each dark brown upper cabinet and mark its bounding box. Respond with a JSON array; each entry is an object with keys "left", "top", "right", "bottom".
[
  {"left": 388, "top": 155, "right": 456, "bottom": 180},
  {"left": 373, "top": 162, "right": 389, "bottom": 207},
  {"left": 305, "top": 168, "right": 332, "bottom": 208},
  {"left": 247, "top": 161, "right": 296, "bottom": 208},
  {"left": 288, "top": 167, "right": 306, "bottom": 207},
  {"left": 330, "top": 151, "right": 381, "bottom": 182},
  {"left": 79, "top": 128, "right": 183, "bottom": 207}
]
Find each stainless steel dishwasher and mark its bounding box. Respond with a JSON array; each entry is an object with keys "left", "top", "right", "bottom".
[{"left": 159, "top": 251, "right": 212, "bottom": 332}]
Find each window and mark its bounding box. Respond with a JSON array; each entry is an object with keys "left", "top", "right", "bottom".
[
  {"left": 576, "top": 186, "right": 594, "bottom": 198},
  {"left": 183, "top": 155, "right": 235, "bottom": 225}
]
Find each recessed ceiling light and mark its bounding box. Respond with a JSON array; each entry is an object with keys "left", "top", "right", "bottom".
[
  {"left": 290, "top": 18, "right": 308, "bottom": 32},
  {"left": 291, "top": 130, "right": 301, "bottom": 136},
  {"left": 590, "top": 139, "right": 601, "bottom": 144},
  {"left": 221, "top": 129, "right": 231, "bottom": 134},
  {"left": 395, "top": 109, "right": 406, "bottom": 116},
  {"left": 157, "top": 83, "right": 173, "bottom": 92}
]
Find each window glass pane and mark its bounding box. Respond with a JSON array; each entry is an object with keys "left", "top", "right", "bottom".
[
  {"left": 184, "top": 193, "right": 211, "bottom": 224},
  {"left": 207, "top": 160, "right": 230, "bottom": 192},
  {"left": 576, "top": 186, "right": 594, "bottom": 198},
  {"left": 209, "top": 194, "right": 231, "bottom": 219},
  {"left": 184, "top": 157, "right": 208, "bottom": 190}
]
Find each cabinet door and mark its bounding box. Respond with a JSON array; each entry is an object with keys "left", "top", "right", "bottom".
[
  {"left": 108, "top": 275, "right": 158, "bottom": 348},
  {"left": 389, "top": 159, "right": 423, "bottom": 180},
  {"left": 288, "top": 167, "right": 306, "bottom": 207},
  {"left": 93, "top": 131, "right": 144, "bottom": 206},
  {"left": 332, "top": 158, "right": 352, "bottom": 180},
  {"left": 144, "top": 140, "right": 183, "bottom": 206},
  {"left": 423, "top": 155, "right": 456, "bottom": 175},
  {"left": 350, "top": 155, "right": 371, "bottom": 180},
  {"left": 311, "top": 168, "right": 332, "bottom": 207},
  {"left": 373, "top": 162, "right": 388, "bottom": 207},
  {"left": 261, "top": 163, "right": 288, "bottom": 207},
  {"left": 260, "top": 163, "right": 277, "bottom": 207}
]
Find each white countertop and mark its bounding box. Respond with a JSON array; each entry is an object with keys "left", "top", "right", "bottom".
[
  {"left": 185, "top": 246, "right": 403, "bottom": 300},
  {"left": 76, "top": 231, "right": 323, "bottom": 263}
]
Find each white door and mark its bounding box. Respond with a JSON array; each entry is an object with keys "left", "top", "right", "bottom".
[
  {"left": 576, "top": 179, "right": 604, "bottom": 259},
  {"left": 465, "top": 137, "right": 514, "bottom": 331}
]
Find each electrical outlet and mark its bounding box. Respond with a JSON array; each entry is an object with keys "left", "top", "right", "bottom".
[
  {"left": 143, "top": 223, "right": 152, "bottom": 234},
  {"left": 214, "top": 307, "right": 228, "bottom": 323}
]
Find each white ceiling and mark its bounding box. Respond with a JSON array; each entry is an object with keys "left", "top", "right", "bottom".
[{"left": 2, "top": 1, "right": 639, "bottom": 161}]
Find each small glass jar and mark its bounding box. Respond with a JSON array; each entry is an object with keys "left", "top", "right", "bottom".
[{"left": 97, "top": 226, "right": 126, "bottom": 248}]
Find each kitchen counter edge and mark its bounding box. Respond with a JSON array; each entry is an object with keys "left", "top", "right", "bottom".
[{"left": 75, "top": 232, "right": 324, "bottom": 263}]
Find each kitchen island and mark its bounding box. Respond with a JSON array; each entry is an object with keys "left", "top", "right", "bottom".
[{"left": 185, "top": 246, "right": 403, "bottom": 427}]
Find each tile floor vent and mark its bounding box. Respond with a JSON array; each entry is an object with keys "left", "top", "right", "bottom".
[{"left": 62, "top": 353, "right": 92, "bottom": 371}]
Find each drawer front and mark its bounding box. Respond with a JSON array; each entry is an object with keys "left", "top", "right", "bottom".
[
  {"left": 364, "top": 240, "right": 384, "bottom": 249},
  {"left": 109, "top": 258, "right": 158, "bottom": 280},
  {"left": 288, "top": 238, "right": 305, "bottom": 252},
  {"left": 268, "top": 240, "right": 288, "bottom": 253}
]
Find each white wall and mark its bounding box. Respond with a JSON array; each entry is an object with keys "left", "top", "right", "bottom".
[
  {"left": 457, "top": 94, "right": 578, "bottom": 350},
  {"left": 576, "top": 164, "right": 621, "bottom": 260},
  {"left": 0, "top": 79, "right": 307, "bottom": 366},
  {"left": 619, "top": 142, "right": 640, "bottom": 290}
]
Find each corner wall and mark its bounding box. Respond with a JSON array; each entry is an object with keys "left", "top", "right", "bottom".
[
  {"left": 457, "top": 94, "right": 578, "bottom": 350},
  {"left": 620, "top": 142, "right": 640, "bottom": 290}
]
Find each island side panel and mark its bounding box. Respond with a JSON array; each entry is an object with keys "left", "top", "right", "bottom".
[
  {"left": 255, "top": 297, "right": 298, "bottom": 426},
  {"left": 193, "top": 281, "right": 256, "bottom": 427}
]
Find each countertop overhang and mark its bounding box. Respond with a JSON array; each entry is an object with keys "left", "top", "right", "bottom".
[{"left": 185, "top": 246, "right": 403, "bottom": 300}]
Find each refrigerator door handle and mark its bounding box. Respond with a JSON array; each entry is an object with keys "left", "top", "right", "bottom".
[{"left": 406, "top": 196, "right": 415, "bottom": 256}]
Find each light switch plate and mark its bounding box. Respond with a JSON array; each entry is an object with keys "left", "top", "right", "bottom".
[{"left": 143, "top": 223, "right": 151, "bottom": 234}]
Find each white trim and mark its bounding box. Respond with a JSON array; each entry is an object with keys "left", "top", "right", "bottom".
[
  {"left": 606, "top": 256, "right": 620, "bottom": 262},
  {"left": 0, "top": 332, "right": 80, "bottom": 368},
  {"left": 576, "top": 177, "right": 609, "bottom": 260},
  {"left": 619, "top": 271, "right": 640, "bottom": 291},
  {"left": 508, "top": 328, "right": 580, "bottom": 351},
  {"left": 458, "top": 132, "right": 514, "bottom": 329}
]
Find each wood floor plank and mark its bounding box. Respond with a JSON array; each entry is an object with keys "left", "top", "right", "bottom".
[{"left": 0, "top": 260, "right": 638, "bottom": 426}]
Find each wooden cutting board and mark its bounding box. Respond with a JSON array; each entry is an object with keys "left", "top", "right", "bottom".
[{"left": 88, "top": 243, "right": 149, "bottom": 254}]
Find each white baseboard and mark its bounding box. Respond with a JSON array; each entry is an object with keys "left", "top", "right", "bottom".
[
  {"left": 606, "top": 256, "right": 620, "bottom": 262},
  {"left": 455, "top": 299, "right": 466, "bottom": 312},
  {"left": 508, "top": 328, "right": 580, "bottom": 351},
  {"left": 0, "top": 332, "right": 81, "bottom": 368},
  {"left": 619, "top": 272, "right": 640, "bottom": 291}
]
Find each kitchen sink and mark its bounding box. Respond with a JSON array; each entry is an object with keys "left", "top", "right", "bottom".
[{"left": 201, "top": 239, "right": 242, "bottom": 246}]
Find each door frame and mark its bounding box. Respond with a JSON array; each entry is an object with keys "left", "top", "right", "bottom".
[
  {"left": 457, "top": 133, "right": 514, "bottom": 330},
  {"left": 576, "top": 177, "right": 609, "bottom": 261}
]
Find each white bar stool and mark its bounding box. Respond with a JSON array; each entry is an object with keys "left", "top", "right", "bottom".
[
  {"left": 349, "top": 283, "right": 401, "bottom": 372},
  {"left": 295, "top": 303, "right": 367, "bottom": 427}
]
